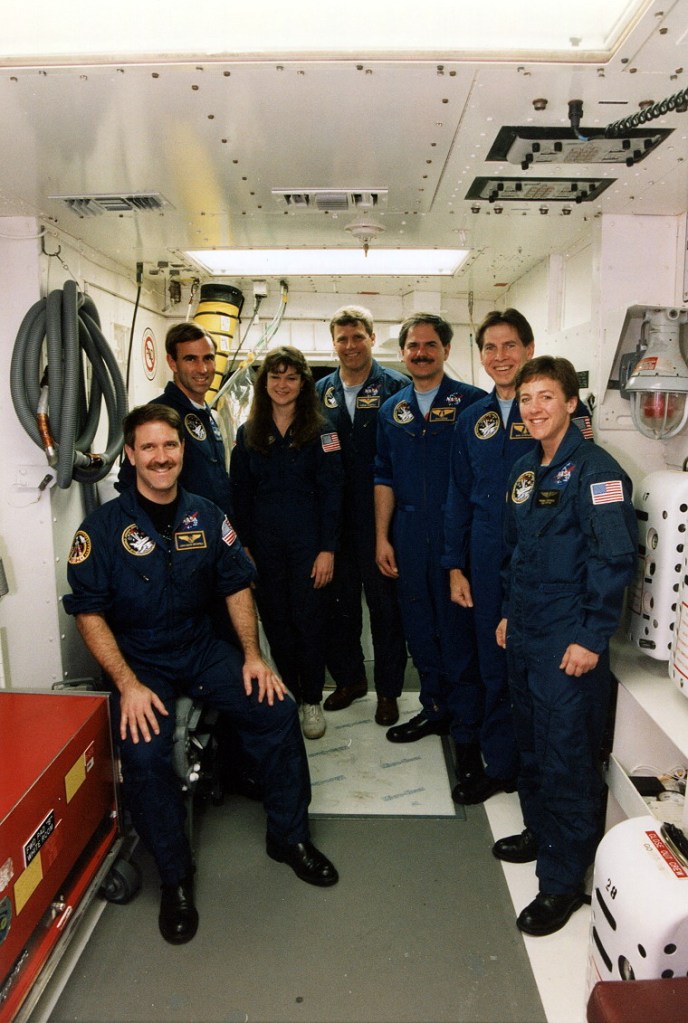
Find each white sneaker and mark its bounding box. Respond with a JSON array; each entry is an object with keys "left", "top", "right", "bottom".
[{"left": 301, "top": 702, "right": 326, "bottom": 740}]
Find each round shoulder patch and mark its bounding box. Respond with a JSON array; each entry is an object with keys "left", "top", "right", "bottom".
[
  {"left": 121, "top": 524, "right": 156, "bottom": 557},
  {"left": 511, "top": 471, "right": 535, "bottom": 505},
  {"left": 68, "top": 529, "right": 92, "bottom": 565},
  {"left": 474, "top": 410, "right": 501, "bottom": 440},
  {"left": 184, "top": 412, "right": 207, "bottom": 442},
  {"left": 392, "top": 399, "right": 414, "bottom": 425}
]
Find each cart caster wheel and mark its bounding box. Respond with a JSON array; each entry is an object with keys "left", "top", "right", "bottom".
[{"left": 100, "top": 858, "right": 142, "bottom": 904}]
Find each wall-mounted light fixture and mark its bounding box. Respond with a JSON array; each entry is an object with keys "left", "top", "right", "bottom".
[{"left": 623, "top": 306, "right": 688, "bottom": 439}]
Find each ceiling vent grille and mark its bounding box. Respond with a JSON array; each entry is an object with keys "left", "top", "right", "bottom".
[
  {"left": 50, "top": 193, "right": 173, "bottom": 216},
  {"left": 272, "top": 188, "right": 388, "bottom": 212}
]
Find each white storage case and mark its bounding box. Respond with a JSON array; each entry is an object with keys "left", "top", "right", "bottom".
[{"left": 587, "top": 815, "right": 688, "bottom": 995}]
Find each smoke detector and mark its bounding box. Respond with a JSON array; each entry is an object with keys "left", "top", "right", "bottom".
[{"left": 345, "top": 217, "right": 385, "bottom": 256}]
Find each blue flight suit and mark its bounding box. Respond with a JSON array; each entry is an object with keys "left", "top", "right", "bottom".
[
  {"left": 502, "top": 423, "right": 637, "bottom": 894},
  {"left": 315, "top": 360, "right": 408, "bottom": 697},
  {"left": 117, "top": 381, "right": 233, "bottom": 517},
  {"left": 230, "top": 423, "right": 343, "bottom": 705},
  {"left": 374, "top": 375, "right": 486, "bottom": 742},
  {"left": 63, "top": 486, "right": 311, "bottom": 886},
  {"left": 443, "top": 392, "right": 593, "bottom": 781}
]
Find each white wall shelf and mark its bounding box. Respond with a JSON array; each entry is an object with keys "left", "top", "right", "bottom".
[{"left": 606, "top": 636, "right": 688, "bottom": 830}]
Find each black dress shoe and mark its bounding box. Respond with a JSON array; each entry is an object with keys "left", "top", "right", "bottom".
[
  {"left": 323, "top": 682, "right": 368, "bottom": 711},
  {"left": 159, "top": 877, "right": 198, "bottom": 944},
  {"left": 452, "top": 774, "right": 517, "bottom": 805},
  {"left": 492, "top": 828, "right": 538, "bottom": 863},
  {"left": 266, "top": 837, "right": 339, "bottom": 887},
  {"left": 386, "top": 712, "right": 450, "bottom": 744},
  {"left": 375, "top": 695, "right": 399, "bottom": 726},
  {"left": 517, "top": 891, "right": 584, "bottom": 936}
]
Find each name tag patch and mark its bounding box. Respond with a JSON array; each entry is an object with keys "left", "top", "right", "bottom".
[
  {"left": 174, "top": 530, "right": 207, "bottom": 551},
  {"left": 510, "top": 422, "right": 532, "bottom": 440},
  {"left": 536, "top": 490, "right": 560, "bottom": 508},
  {"left": 428, "top": 407, "right": 456, "bottom": 423}
]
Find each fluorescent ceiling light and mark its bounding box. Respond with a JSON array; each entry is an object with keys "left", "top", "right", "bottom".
[
  {"left": 187, "top": 249, "right": 469, "bottom": 277},
  {"left": 3, "top": 0, "right": 647, "bottom": 62}
]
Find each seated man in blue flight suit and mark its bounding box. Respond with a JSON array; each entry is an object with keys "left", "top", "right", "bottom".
[
  {"left": 494, "top": 356, "right": 637, "bottom": 937},
  {"left": 374, "top": 312, "right": 486, "bottom": 764},
  {"left": 117, "top": 320, "right": 255, "bottom": 794},
  {"left": 443, "top": 308, "right": 593, "bottom": 804},
  {"left": 64, "top": 404, "right": 338, "bottom": 946}
]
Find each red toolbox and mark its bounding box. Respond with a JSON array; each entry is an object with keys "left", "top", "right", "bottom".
[{"left": 0, "top": 691, "right": 119, "bottom": 1021}]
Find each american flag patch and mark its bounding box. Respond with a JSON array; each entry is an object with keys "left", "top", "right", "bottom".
[
  {"left": 221, "top": 517, "right": 237, "bottom": 546},
  {"left": 590, "top": 480, "right": 624, "bottom": 505},
  {"left": 573, "top": 415, "right": 594, "bottom": 440},
  {"left": 321, "top": 431, "right": 341, "bottom": 452}
]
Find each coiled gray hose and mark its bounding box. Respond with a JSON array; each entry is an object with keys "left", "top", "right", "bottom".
[{"left": 10, "top": 279, "right": 128, "bottom": 490}]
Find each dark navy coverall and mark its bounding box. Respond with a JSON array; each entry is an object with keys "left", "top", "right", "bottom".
[
  {"left": 502, "top": 423, "right": 637, "bottom": 894},
  {"left": 374, "top": 375, "right": 486, "bottom": 743},
  {"left": 117, "top": 381, "right": 233, "bottom": 517},
  {"left": 315, "top": 360, "right": 408, "bottom": 697},
  {"left": 443, "top": 391, "right": 593, "bottom": 781},
  {"left": 230, "top": 423, "right": 343, "bottom": 705},
  {"left": 64, "top": 486, "right": 311, "bottom": 886}
]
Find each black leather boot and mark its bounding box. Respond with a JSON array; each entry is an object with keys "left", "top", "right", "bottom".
[{"left": 453, "top": 742, "right": 517, "bottom": 804}]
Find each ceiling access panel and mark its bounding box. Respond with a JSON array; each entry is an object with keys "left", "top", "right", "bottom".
[
  {"left": 487, "top": 125, "right": 673, "bottom": 169},
  {"left": 466, "top": 176, "right": 614, "bottom": 204}
]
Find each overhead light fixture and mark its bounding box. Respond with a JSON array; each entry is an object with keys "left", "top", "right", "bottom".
[
  {"left": 623, "top": 307, "right": 688, "bottom": 440},
  {"left": 186, "top": 249, "right": 469, "bottom": 277}
]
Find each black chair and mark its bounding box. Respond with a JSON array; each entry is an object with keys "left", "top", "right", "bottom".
[{"left": 172, "top": 696, "right": 223, "bottom": 849}]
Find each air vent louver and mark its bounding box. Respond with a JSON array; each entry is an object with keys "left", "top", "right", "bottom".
[
  {"left": 50, "top": 193, "right": 173, "bottom": 216},
  {"left": 272, "top": 188, "right": 387, "bottom": 212}
]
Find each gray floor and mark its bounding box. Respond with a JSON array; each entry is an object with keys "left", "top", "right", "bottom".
[{"left": 47, "top": 790, "right": 546, "bottom": 1023}]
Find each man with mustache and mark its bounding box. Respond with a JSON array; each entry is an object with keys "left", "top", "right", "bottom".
[
  {"left": 65, "top": 404, "right": 339, "bottom": 946},
  {"left": 118, "top": 322, "right": 256, "bottom": 795},
  {"left": 374, "top": 313, "right": 487, "bottom": 766}
]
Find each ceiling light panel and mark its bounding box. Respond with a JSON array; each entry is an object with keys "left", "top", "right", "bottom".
[
  {"left": 4, "top": 0, "right": 648, "bottom": 61},
  {"left": 187, "top": 249, "right": 468, "bottom": 276},
  {"left": 466, "top": 177, "right": 613, "bottom": 203},
  {"left": 487, "top": 126, "right": 672, "bottom": 167}
]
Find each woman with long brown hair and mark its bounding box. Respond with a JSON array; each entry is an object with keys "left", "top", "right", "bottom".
[{"left": 230, "top": 346, "right": 343, "bottom": 739}]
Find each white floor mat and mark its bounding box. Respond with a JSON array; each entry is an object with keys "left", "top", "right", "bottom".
[{"left": 306, "top": 693, "right": 459, "bottom": 817}]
